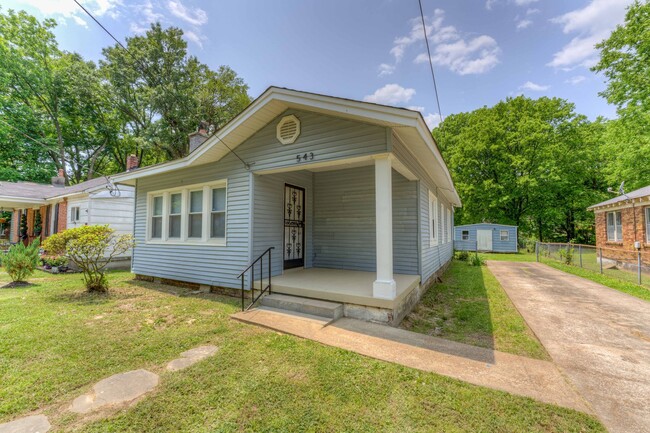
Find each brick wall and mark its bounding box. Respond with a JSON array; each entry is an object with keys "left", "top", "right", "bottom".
[
  {"left": 57, "top": 199, "right": 67, "bottom": 233},
  {"left": 595, "top": 205, "right": 650, "bottom": 265},
  {"left": 10, "top": 209, "right": 20, "bottom": 243}
]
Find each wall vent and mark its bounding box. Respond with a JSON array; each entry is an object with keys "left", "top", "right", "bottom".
[{"left": 276, "top": 115, "right": 300, "bottom": 144}]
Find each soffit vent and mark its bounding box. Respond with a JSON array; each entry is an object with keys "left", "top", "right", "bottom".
[{"left": 276, "top": 115, "right": 300, "bottom": 144}]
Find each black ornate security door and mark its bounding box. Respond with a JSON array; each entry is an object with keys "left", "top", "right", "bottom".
[{"left": 284, "top": 184, "right": 305, "bottom": 269}]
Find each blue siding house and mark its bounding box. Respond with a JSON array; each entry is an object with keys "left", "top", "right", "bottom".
[
  {"left": 112, "top": 87, "right": 461, "bottom": 325},
  {"left": 454, "top": 223, "right": 518, "bottom": 253}
]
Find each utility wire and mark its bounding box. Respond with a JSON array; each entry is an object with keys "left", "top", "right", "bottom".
[
  {"left": 0, "top": 117, "right": 57, "bottom": 151},
  {"left": 417, "top": 0, "right": 443, "bottom": 123},
  {"left": 72, "top": 0, "right": 252, "bottom": 169}
]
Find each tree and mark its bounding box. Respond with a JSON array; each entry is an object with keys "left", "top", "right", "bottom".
[
  {"left": 593, "top": 1, "right": 650, "bottom": 190},
  {"left": 19, "top": 213, "right": 27, "bottom": 241},
  {"left": 43, "top": 225, "right": 134, "bottom": 292},
  {"left": 3, "top": 240, "right": 40, "bottom": 284},
  {"left": 435, "top": 96, "right": 607, "bottom": 243},
  {"left": 33, "top": 211, "right": 42, "bottom": 236}
]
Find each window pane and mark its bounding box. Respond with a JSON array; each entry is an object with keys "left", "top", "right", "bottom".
[
  {"left": 462, "top": 230, "right": 469, "bottom": 240},
  {"left": 151, "top": 216, "right": 162, "bottom": 238},
  {"left": 188, "top": 214, "right": 202, "bottom": 238},
  {"left": 169, "top": 215, "right": 181, "bottom": 238},
  {"left": 212, "top": 188, "right": 226, "bottom": 212},
  {"left": 170, "top": 193, "right": 182, "bottom": 214},
  {"left": 616, "top": 212, "right": 622, "bottom": 241},
  {"left": 153, "top": 196, "right": 163, "bottom": 216},
  {"left": 615, "top": 211, "right": 622, "bottom": 226},
  {"left": 211, "top": 212, "right": 225, "bottom": 238},
  {"left": 190, "top": 190, "right": 203, "bottom": 213}
]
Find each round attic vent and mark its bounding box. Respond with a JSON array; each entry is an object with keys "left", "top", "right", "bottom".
[{"left": 276, "top": 115, "right": 300, "bottom": 144}]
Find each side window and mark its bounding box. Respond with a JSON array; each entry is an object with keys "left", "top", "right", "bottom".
[
  {"left": 429, "top": 191, "right": 438, "bottom": 246},
  {"left": 500, "top": 230, "right": 509, "bottom": 241},
  {"left": 210, "top": 187, "right": 226, "bottom": 239},
  {"left": 150, "top": 196, "right": 163, "bottom": 239},
  {"left": 70, "top": 206, "right": 80, "bottom": 222},
  {"left": 462, "top": 230, "right": 469, "bottom": 241}
]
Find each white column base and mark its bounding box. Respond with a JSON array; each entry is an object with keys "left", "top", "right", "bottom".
[{"left": 373, "top": 279, "right": 397, "bottom": 300}]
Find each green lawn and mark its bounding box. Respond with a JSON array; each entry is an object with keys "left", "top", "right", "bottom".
[
  {"left": 479, "top": 251, "right": 650, "bottom": 302},
  {"left": 401, "top": 260, "right": 549, "bottom": 360},
  {"left": 0, "top": 269, "right": 604, "bottom": 432}
]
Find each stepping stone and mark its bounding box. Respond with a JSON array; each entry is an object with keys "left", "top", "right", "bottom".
[
  {"left": 0, "top": 415, "right": 50, "bottom": 433},
  {"left": 69, "top": 369, "right": 159, "bottom": 414},
  {"left": 166, "top": 345, "right": 219, "bottom": 371}
]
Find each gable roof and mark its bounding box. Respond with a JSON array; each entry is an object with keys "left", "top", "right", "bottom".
[
  {"left": 111, "top": 86, "right": 461, "bottom": 206},
  {"left": 0, "top": 177, "right": 112, "bottom": 207},
  {"left": 587, "top": 185, "right": 650, "bottom": 211}
]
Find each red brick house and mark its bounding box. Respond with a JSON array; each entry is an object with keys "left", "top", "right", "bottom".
[{"left": 588, "top": 185, "right": 650, "bottom": 264}]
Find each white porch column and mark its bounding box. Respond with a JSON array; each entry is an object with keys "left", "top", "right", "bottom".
[{"left": 373, "top": 155, "right": 396, "bottom": 299}]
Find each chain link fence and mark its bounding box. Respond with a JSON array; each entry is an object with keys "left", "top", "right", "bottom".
[{"left": 536, "top": 242, "right": 650, "bottom": 287}]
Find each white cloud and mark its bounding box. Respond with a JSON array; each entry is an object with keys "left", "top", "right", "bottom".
[
  {"left": 184, "top": 30, "right": 206, "bottom": 48},
  {"left": 566, "top": 75, "right": 587, "bottom": 85},
  {"left": 516, "top": 19, "right": 532, "bottom": 30},
  {"left": 167, "top": 0, "right": 207, "bottom": 26},
  {"left": 378, "top": 63, "right": 395, "bottom": 77},
  {"left": 519, "top": 81, "right": 550, "bottom": 91},
  {"left": 416, "top": 33, "right": 500, "bottom": 75},
  {"left": 364, "top": 84, "right": 416, "bottom": 105},
  {"left": 548, "top": 0, "right": 633, "bottom": 69},
  {"left": 515, "top": 0, "right": 538, "bottom": 5},
  {"left": 526, "top": 8, "right": 540, "bottom": 15},
  {"left": 485, "top": 0, "right": 497, "bottom": 10},
  {"left": 10, "top": 0, "right": 122, "bottom": 27},
  {"left": 423, "top": 113, "right": 442, "bottom": 129}
]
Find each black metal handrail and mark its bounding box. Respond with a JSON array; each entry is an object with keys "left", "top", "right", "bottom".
[{"left": 238, "top": 247, "right": 274, "bottom": 311}]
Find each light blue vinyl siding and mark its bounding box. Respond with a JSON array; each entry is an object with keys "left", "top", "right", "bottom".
[
  {"left": 132, "top": 109, "right": 390, "bottom": 288},
  {"left": 454, "top": 224, "right": 518, "bottom": 253}
]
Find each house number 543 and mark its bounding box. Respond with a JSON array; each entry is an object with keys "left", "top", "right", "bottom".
[{"left": 296, "top": 152, "right": 314, "bottom": 163}]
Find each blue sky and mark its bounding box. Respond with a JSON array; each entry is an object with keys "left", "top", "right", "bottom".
[{"left": 3, "top": 0, "right": 633, "bottom": 127}]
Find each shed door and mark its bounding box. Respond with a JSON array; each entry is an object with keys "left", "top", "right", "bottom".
[
  {"left": 283, "top": 184, "right": 305, "bottom": 269},
  {"left": 477, "top": 230, "right": 493, "bottom": 251}
]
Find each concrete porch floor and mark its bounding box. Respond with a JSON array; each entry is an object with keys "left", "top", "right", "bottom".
[{"left": 267, "top": 268, "right": 420, "bottom": 309}]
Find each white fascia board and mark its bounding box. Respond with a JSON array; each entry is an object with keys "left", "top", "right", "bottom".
[{"left": 0, "top": 196, "right": 45, "bottom": 207}]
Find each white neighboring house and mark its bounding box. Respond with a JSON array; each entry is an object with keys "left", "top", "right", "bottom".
[{"left": 2, "top": 171, "right": 135, "bottom": 267}]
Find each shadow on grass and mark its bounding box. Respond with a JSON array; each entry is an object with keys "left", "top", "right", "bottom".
[
  {"left": 401, "top": 261, "right": 496, "bottom": 363},
  {"left": 125, "top": 278, "right": 241, "bottom": 307}
]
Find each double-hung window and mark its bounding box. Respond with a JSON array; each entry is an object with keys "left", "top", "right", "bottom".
[
  {"left": 446, "top": 208, "right": 452, "bottom": 243},
  {"left": 606, "top": 211, "right": 622, "bottom": 242},
  {"left": 462, "top": 230, "right": 469, "bottom": 241},
  {"left": 500, "top": 230, "right": 509, "bottom": 241},
  {"left": 429, "top": 191, "right": 438, "bottom": 246},
  {"left": 147, "top": 180, "right": 227, "bottom": 245},
  {"left": 151, "top": 196, "right": 163, "bottom": 239},
  {"left": 70, "top": 206, "right": 80, "bottom": 223},
  {"left": 646, "top": 208, "right": 650, "bottom": 243}
]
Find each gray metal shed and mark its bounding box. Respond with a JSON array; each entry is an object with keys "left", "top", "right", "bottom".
[{"left": 454, "top": 223, "right": 518, "bottom": 253}]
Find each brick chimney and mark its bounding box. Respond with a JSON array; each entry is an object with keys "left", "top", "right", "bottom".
[
  {"left": 126, "top": 154, "right": 139, "bottom": 171},
  {"left": 188, "top": 121, "right": 210, "bottom": 154},
  {"left": 51, "top": 169, "right": 65, "bottom": 187}
]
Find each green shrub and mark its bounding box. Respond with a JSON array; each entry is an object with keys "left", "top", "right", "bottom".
[
  {"left": 469, "top": 254, "right": 484, "bottom": 267},
  {"left": 455, "top": 250, "right": 470, "bottom": 261},
  {"left": 43, "top": 225, "right": 134, "bottom": 292},
  {"left": 558, "top": 244, "right": 575, "bottom": 265},
  {"left": 524, "top": 238, "right": 537, "bottom": 253},
  {"left": 3, "top": 240, "right": 40, "bottom": 282}
]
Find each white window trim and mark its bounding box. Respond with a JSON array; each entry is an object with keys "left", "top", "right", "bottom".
[
  {"left": 500, "top": 230, "right": 509, "bottom": 241},
  {"left": 146, "top": 179, "right": 227, "bottom": 246},
  {"left": 606, "top": 210, "right": 622, "bottom": 242},
  {"left": 446, "top": 207, "right": 451, "bottom": 244},
  {"left": 646, "top": 207, "right": 650, "bottom": 244},
  {"left": 429, "top": 191, "right": 438, "bottom": 247},
  {"left": 462, "top": 230, "right": 469, "bottom": 241},
  {"left": 70, "top": 206, "right": 80, "bottom": 223}
]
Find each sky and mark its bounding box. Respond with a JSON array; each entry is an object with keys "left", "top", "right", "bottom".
[{"left": 2, "top": 0, "right": 635, "bottom": 128}]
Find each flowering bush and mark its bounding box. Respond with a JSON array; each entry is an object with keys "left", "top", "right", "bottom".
[
  {"left": 43, "top": 225, "right": 134, "bottom": 292},
  {"left": 3, "top": 240, "right": 40, "bottom": 282}
]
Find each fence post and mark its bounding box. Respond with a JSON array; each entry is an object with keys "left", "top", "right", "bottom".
[
  {"left": 579, "top": 245, "right": 583, "bottom": 268},
  {"left": 638, "top": 251, "right": 642, "bottom": 285},
  {"left": 599, "top": 248, "right": 603, "bottom": 274},
  {"left": 536, "top": 241, "right": 539, "bottom": 262}
]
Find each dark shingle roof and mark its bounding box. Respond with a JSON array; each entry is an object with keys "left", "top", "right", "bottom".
[
  {"left": 588, "top": 185, "right": 650, "bottom": 210},
  {"left": 0, "top": 177, "right": 110, "bottom": 200}
]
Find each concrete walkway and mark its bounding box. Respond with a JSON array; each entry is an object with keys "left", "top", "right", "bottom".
[
  {"left": 487, "top": 261, "right": 650, "bottom": 433},
  {"left": 232, "top": 307, "right": 590, "bottom": 413}
]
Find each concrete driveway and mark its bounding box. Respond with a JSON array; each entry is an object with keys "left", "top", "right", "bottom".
[{"left": 487, "top": 261, "right": 650, "bottom": 433}]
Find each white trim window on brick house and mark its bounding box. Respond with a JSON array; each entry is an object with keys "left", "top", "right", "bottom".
[
  {"left": 606, "top": 210, "right": 623, "bottom": 242},
  {"left": 646, "top": 207, "right": 650, "bottom": 243},
  {"left": 147, "top": 180, "right": 227, "bottom": 246},
  {"left": 429, "top": 191, "right": 438, "bottom": 246},
  {"left": 500, "top": 230, "right": 509, "bottom": 241}
]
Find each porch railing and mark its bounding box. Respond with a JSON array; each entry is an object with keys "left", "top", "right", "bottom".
[{"left": 238, "top": 247, "right": 274, "bottom": 311}]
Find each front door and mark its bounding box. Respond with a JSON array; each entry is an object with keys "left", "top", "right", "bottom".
[
  {"left": 476, "top": 229, "right": 493, "bottom": 251},
  {"left": 284, "top": 184, "right": 305, "bottom": 269}
]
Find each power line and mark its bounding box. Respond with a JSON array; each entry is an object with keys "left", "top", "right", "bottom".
[
  {"left": 0, "top": 117, "right": 57, "bottom": 151},
  {"left": 417, "top": 0, "right": 443, "bottom": 123},
  {"left": 72, "top": 0, "right": 252, "bottom": 169}
]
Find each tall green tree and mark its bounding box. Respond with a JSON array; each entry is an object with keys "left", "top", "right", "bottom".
[
  {"left": 593, "top": 0, "right": 650, "bottom": 190},
  {"left": 435, "top": 96, "right": 607, "bottom": 242}
]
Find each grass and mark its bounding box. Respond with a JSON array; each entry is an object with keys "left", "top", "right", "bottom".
[
  {"left": 0, "top": 269, "right": 604, "bottom": 432},
  {"left": 479, "top": 250, "right": 650, "bottom": 302},
  {"left": 401, "top": 260, "right": 549, "bottom": 360}
]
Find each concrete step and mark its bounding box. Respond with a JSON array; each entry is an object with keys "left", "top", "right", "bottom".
[{"left": 260, "top": 293, "right": 343, "bottom": 320}]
